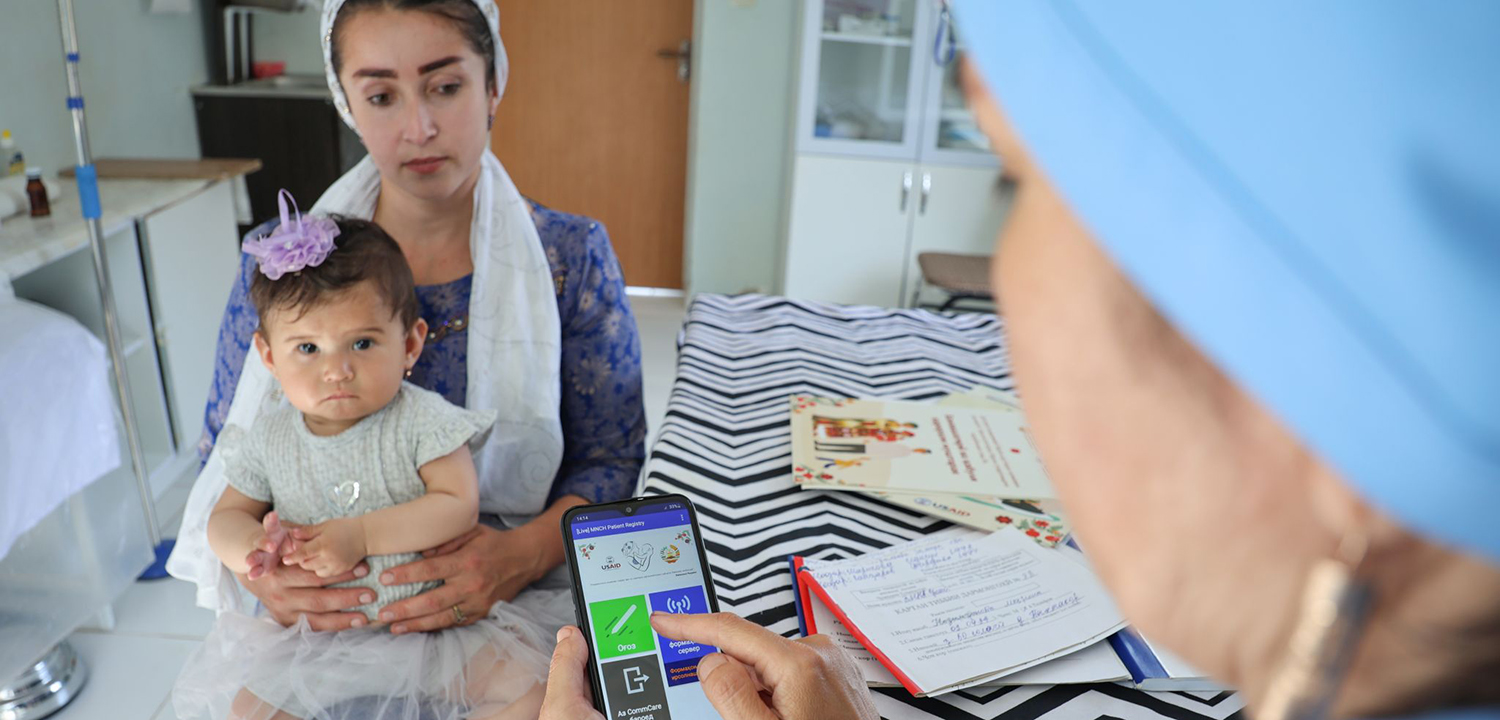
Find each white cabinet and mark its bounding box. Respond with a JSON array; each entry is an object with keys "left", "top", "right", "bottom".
[
  {"left": 781, "top": 0, "right": 1008, "bottom": 307},
  {"left": 905, "top": 164, "right": 1012, "bottom": 299},
  {"left": 138, "top": 181, "right": 241, "bottom": 452},
  {"left": 7, "top": 178, "right": 243, "bottom": 498},
  {"left": 783, "top": 155, "right": 913, "bottom": 306},
  {"left": 0, "top": 176, "right": 244, "bottom": 689}
]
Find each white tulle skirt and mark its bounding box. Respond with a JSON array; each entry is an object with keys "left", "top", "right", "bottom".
[{"left": 172, "top": 588, "right": 573, "bottom": 720}]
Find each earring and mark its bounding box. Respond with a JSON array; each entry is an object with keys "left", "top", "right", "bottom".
[
  {"left": 1259, "top": 530, "right": 1373, "bottom": 720},
  {"left": 404, "top": 368, "right": 413, "bottom": 379},
  {"left": 487, "top": 114, "right": 495, "bottom": 130}
]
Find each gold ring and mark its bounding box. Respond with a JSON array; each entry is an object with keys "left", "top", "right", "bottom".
[{"left": 452, "top": 604, "right": 466, "bottom": 624}]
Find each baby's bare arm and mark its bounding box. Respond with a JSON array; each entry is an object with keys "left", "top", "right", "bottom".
[
  {"left": 360, "top": 444, "right": 481, "bottom": 555},
  {"left": 208, "top": 486, "right": 273, "bottom": 575}
]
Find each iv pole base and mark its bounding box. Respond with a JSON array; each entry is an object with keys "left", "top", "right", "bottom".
[{"left": 0, "top": 641, "right": 88, "bottom": 720}]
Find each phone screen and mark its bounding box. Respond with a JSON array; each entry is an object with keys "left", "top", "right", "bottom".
[{"left": 565, "top": 497, "right": 724, "bottom": 720}]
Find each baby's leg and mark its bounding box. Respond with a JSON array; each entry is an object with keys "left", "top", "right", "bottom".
[
  {"left": 459, "top": 645, "right": 546, "bottom": 720},
  {"left": 228, "top": 687, "right": 302, "bottom": 720}
]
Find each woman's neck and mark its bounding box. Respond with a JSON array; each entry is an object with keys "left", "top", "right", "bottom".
[{"left": 373, "top": 169, "right": 480, "bottom": 285}]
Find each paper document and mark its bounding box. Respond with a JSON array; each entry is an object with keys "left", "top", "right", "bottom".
[
  {"left": 800, "top": 529, "right": 1125, "bottom": 697},
  {"left": 803, "top": 578, "right": 1127, "bottom": 686},
  {"left": 871, "top": 493, "right": 1069, "bottom": 545},
  {"left": 804, "top": 582, "right": 902, "bottom": 687},
  {"left": 855, "top": 389, "right": 1069, "bottom": 543},
  {"left": 790, "top": 396, "right": 1055, "bottom": 498},
  {"left": 937, "top": 387, "right": 1024, "bottom": 412}
]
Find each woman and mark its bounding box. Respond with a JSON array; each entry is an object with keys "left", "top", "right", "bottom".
[
  {"left": 542, "top": 3, "right": 1500, "bottom": 719},
  {"left": 169, "top": 0, "right": 643, "bottom": 644}
]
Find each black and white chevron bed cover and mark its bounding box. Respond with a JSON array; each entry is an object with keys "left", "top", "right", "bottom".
[{"left": 638, "top": 294, "right": 1245, "bottom": 720}]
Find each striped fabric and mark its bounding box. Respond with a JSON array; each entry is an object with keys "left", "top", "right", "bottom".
[{"left": 640, "top": 294, "right": 1245, "bottom": 720}]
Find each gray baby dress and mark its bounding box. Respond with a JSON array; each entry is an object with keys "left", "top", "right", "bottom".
[{"left": 221, "top": 382, "right": 496, "bottom": 620}]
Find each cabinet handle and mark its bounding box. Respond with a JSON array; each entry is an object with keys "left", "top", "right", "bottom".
[
  {"left": 901, "top": 171, "right": 913, "bottom": 212},
  {"left": 920, "top": 172, "right": 932, "bottom": 214}
]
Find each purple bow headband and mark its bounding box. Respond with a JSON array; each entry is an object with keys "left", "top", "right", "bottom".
[{"left": 242, "top": 189, "right": 340, "bottom": 281}]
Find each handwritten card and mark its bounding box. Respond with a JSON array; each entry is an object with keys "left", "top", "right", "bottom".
[
  {"left": 800, "top": 529, "right": 1125, "bottom": 697},
  {"left": 799, "top": 563, "right": 1128, "bottom": 687}
]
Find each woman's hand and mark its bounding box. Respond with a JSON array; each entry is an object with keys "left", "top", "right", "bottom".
[
  {"left": 539, "top": 626, "right": 606, "bottom": 720},
  {"left": 650, "top": 612, "right": 879, "bottom": 720},
  {"left": 374, "top": 523, "right": 546, "bottom": 634},
  {"left": 237, "top": 560, "right": 374, "bottom": 631}
]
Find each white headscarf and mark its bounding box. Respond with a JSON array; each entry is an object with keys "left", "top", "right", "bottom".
[{"left": 168, "top": 0, "right": 564, "bottom": 611}]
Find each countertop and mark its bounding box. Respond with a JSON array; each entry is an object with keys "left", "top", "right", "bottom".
[
  {"left": 191, "top": 74, "right": 332, "bottom": 100},
  {"left": 60, "top": 158, "right": 263, "bottom": 182},
  {"left": 0, "top": 175, "right": 242, "bottom": 280}
]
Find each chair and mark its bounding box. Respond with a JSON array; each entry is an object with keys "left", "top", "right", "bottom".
[{"left": 911, "top": 252, "right": 995, "bottom": 312}]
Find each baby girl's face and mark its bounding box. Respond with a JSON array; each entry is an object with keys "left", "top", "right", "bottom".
[{"left": 253, "top": 281, "right": 424, "bottom": 436}]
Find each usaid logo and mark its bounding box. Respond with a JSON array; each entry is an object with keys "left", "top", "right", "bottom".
[
  {"left": 913, "top": 497, "right": 970, "bottom": 517},
  {"left": 599, "top": 556, "right": 622, "bottom": 571}
]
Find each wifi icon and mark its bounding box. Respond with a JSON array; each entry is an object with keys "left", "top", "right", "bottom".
[{"left": 664, "top": 594, "right": 692, "bottom": 614}]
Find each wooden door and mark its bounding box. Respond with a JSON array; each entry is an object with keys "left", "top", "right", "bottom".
[{"left": 492, "top": 1, "right": 693, "bottom": 289}]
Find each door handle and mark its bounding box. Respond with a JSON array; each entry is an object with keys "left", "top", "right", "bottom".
[
  {"left": 656, "top": 40, "right": 691, "bottom": 82},
  {"left": 901, "top": 171, "right": 913, "bottom": 212},
  {"left": 920, "top": 173, "right": 932, "bottom": 214}
]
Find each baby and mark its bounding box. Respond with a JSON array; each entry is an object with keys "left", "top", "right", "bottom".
[{"left": 172, "top": 192, "right": 548, "bottom": 720}]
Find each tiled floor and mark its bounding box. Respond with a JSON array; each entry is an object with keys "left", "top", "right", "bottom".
[{"left": 40, "top": 293, "right": 686, "bottom": 720}]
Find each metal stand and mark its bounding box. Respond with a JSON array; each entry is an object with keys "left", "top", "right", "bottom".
[
  {"left": 54, "top": 0, "right": 170, "bottom": 573},
  {"left": 0, "top": 643, "right": 88, "bottom": 720},
  {"left": 1, "top": 2, "right": 179, "bottom": 717}
]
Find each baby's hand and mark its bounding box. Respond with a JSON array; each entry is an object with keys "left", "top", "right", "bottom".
[
  {"left": 244, "top": 511, "right": 295, "bottom": 581},
  {"left": 283, "top": 517, "right": 367, "bottom": 578}
]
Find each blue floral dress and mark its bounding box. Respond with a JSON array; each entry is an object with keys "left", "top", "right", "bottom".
[{"left": 199, "top": 200, "right": 645, "bottom": 506}]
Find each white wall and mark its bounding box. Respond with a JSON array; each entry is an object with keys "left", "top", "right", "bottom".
[
  {"left": 0, "top": 0, "right": 210, "bottom": 175},
  {"left": 683, "top": 0, "right": 798, "bottom": 296}
]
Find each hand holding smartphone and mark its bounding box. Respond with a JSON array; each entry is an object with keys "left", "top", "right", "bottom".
[{"left": 562, "top": 495, "right": 725, "bottom": 720}]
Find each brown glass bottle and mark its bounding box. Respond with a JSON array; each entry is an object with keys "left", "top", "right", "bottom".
[{"left": 26, "top": 168, "right": 49, "bottom": 218}]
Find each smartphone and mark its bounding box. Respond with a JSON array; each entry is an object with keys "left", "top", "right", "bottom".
[{"left": 562, "top": 494, "right": 725, "bottom": 720}]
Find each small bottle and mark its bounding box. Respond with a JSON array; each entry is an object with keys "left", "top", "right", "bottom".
[
  {"left": 1, "top": 130, "right": 23, "bottom": 176},
  {"left": 26, "top": 168, "right": 50, "bottom": 218}
]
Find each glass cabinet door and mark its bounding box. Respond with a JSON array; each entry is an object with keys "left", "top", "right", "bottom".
[
  {"left": 919, "top": 2, "right": 996, "bottom": 167},
  {"left": 799, "top": 0, "right": 926, "bottom": 158},
  {"left": 933, "top": 51, "right": 989, "bottom": 153}
]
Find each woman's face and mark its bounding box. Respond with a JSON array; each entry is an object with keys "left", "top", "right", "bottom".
[{"left": 336, "top": 8, "right": 498, "bottom": 204}]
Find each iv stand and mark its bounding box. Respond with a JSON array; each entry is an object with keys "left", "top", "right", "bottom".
[
  {"left": 0, "top": 6, "right": 188, "bottom": 717},
  {"left": 55, "top": 0, "right": 172, "bottom": 576},
  {"left": 0, "top": 4, "right": 177, "bottom": 716}
]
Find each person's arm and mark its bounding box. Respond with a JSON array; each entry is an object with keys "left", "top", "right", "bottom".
[
  {"left": 207, "top": 485, "right": 273, "bottom": 576},
  {"left": 549, "top": 216, "right": 648, "bottom": 505},
  {"left": 207, "top": 425, "right": 294, "bottom": 579},
  {"left": 285, "top": 446, "right": 481, "bottom": 577},
  {"left": 372, "top": 493, "right": 589, "bottom": 634},
  {"left": 364, "top": 445, "right": 480, "bottom": 553}
]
